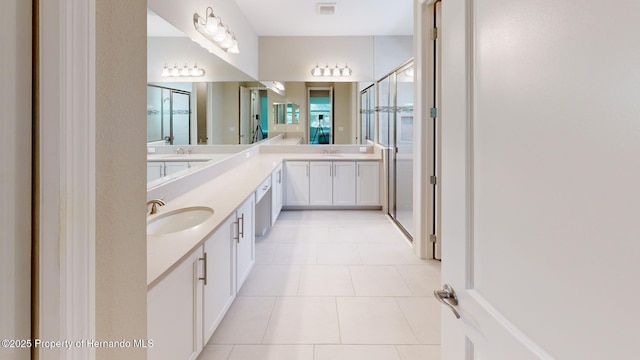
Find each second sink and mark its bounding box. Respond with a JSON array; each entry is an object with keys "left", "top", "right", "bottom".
[{"left": 147, "top": 206, "right": 214, "bottom": 236}]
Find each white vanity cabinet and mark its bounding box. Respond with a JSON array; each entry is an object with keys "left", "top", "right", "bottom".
[
  {"left": 309, "top": 161, "right": 357, "bottom": 206},
  {"left": 309, "top": 161, "right": 333, "bottom": 206},
  {"left": 356, "top": 161, "right": 380, "bottom": 206},
  {"left": 147, "top": 162, "right": 164, "bottom": 182},
  {"left": 148, "top": 248, "right": 204, "bottom": 360},
  {"left": 271, "top": 164, "right": 284, "bottom": 225},
  {"left": 165, "top": 161, "right": 189, "bottom": 176},
  {"left": 333, "top": 162, "right": 357, "bottom": 206},
  {"left": 148, "top": 194, "right": 257, "bottom": 360},
  {"left": 285, "top": 160, "right": 377, "bottom": 207},
  {"left": 147, "top": 161, "right": 204, "bottom": 182},
  {"left": 284, "top": 161, "right": 310, "bottom": 206},
  {"left": 202, "top": 215, "right": 235, "bottom": 343},
  {"left": 235, "top": 195, "right": 255, "bottom": 291}
]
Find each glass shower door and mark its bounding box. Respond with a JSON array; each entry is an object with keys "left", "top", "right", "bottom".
[
  {"left": 378, "top": 75, "right": 394, "bottom": 219},
  {"left": 393, "top": 64, "right": 415, "bottom": 237},
  {"left": 171, "top": 91, "right": 190, "bottom": 145}
]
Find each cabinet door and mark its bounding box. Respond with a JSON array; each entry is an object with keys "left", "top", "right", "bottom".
[
  {"left": 333, "top": 162, "right": 357, "bottom": 206},
  {"left": 284, "top": 161, "right": 310, "bottom": 206},
  {"left": 236, "top": 195, "right": 255, "bottom": 291},
  {"left": 147, "top": 162, "right": 164, "bottom": 182},
  {"left": 356, "top": 162, "right": 380, "bottom": 206},
  {"left": 165, "top": 161, "right": 189, "bottom": 176},
  {"left": 309, "top": 161, "right": 333, "bottom": 206},
  {"left": 203, "top": 215, "right": 235, "bottom": 343},
  {"left": 271, "top": 164, "right": 283, "bottom": 226},
  {"left": 148, "top": 248, "right": 203, "bottom": 360}
]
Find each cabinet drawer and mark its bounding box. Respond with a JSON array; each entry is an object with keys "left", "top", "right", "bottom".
[{"left": 255, "top": 176, "right": 272, "bottom": 203}]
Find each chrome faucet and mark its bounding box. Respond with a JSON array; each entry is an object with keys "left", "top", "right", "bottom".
[
  {"left": 175, "top": 147, "right": 185, "bottom": 155},
  {"left": 147, "top": 199, "right": 166, "bottom": 215}
]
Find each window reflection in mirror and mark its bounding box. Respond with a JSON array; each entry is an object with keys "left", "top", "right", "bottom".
[{"left": 272, "top": 102, "right": 299, "bottom": 124}]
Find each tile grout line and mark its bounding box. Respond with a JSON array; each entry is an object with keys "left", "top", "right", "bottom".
[
  {"left": 258, "top": 297, "right": 278, "bottom": 345},
  {"left": 392, "top": 296, "right": 421, "bottom": 345},
  {"left": 334, "top": 296, "right": 343, "bottom": 345}
]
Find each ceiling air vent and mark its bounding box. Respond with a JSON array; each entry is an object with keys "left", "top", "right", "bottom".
[{"left": 316, "top": 2, "right": 336, "bottom": 15}]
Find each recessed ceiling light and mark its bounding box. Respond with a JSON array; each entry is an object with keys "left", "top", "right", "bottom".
[{"left": 316, "top": 2, "right": 336, "bottom": 15}]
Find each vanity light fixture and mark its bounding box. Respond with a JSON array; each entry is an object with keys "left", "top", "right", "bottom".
[
  {"left": 311, "top": 63, "right": 352, "bottom": 77},
  {"left": 161, "top": 63, "right": 205, "bottom": 77},
  {"left": 311, "top": 64, "right": 323, "bottom": 77},
  {"left": 194, "top": 7, "right": 240, "bottom": 54}
]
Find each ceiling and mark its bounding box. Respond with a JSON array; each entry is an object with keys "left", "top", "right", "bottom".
[
  {"left": 147, "top": 1, "right": 413, "bottom": 38},
  {"left": 233, "top": 0, "right": 413, "bottom": 36},
  {"left": 147, "top": 8, "right": 186, "bottom": 37}
]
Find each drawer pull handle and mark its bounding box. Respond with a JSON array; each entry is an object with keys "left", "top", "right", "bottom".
[{"left": 198, "top": 252, "right": 208, "bottom": 285}]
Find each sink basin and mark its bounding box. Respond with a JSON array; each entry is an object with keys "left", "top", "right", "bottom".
[
  {"left": 147, "top": 206, "right": 214, "bottom": 236},
  {"left": 321, "top": 154, "right": 343, "bottom": 158}
]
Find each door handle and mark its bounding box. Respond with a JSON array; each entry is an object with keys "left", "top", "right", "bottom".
[
  {"left": 198, "top": 252, "right": 208, "bottom": 285},
  {"left": 434, "top": 284, "right": 460, "bottom": 319},
  {"left": 234, "top": 219, "right": 240, "bottom": 243}
]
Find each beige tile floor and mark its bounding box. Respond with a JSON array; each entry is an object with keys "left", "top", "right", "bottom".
[{"left": 198, "top": 210, "right": 441, "bottom": 360}]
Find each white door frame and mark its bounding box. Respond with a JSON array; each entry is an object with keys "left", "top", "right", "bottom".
[
  {"left": 38, "top": 0, "right": 96, "bottom": 359},
  {"left": 2, "top": 2, "right": 32, "bottom": 359},
  {"left": 413, "top": 0, "right": 438, "bottom": 259}
]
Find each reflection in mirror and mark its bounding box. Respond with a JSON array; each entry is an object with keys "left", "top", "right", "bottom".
[
  {"left": 309, "top": 87, "right": 333, "bottom": 144},
  {"left": 147, "top": 84, "right": 191, "bottom": 145},
  {"left": 273, "top": 102, "right": 299, "bottom": 124}
]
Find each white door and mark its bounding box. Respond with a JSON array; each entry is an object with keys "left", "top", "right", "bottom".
[
  {"left": 333, "top": 162, "right": 356, "bottom": 206},
  {"left": 356, "top": 162, "right": 380, "bottom": 206},
  {"left": 271, "top": 164, "right": 284, "bottom": 225},
  {"left": 236, "top": 195, "right": 255, "bottom": 290},
  {"left": 309, "top": 161, "right": 333, "bottom": 206},
  {"left": 438, "top": 0, "right": 640, "bottom": 359},
  {"left": 239, "top": 86, "right": 251, "bottom": 144},
  {"left": 148, "top": 248, "right": 203, "bottom": 360},
  {"left": 284, "top": 161, "right": 310, "bottom": 206},
  {"left": 203, "top": 215, "right": 235, "bottom": 343}
]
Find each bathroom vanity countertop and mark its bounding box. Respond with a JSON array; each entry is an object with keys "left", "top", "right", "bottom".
[
  {"left": 147, "top": 152, "right": 381, "bottom": 289},
  {"left": 263, "top": 136, "right": 303, "bottom": 145},
  {"left": 147, "top": 153, "right": 232, "bottom": 162}
]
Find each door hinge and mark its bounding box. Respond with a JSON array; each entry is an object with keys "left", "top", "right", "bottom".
[
  {"left": 429, "top": 234, "right": 438, "bottom": 243},
  {"left": 431, "top": 27, "right": 438, "bottom": 40},
  {"left": 430, "top": 175, "right": 437, "bottom": 185},
  {"left": 430, "top": 107, "right": 438, "bottom": 118}
]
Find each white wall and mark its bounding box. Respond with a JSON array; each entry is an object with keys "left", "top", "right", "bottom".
[
  {"left": 260, "top": 35, "right": 413, "bottom": 82},
  {"left": 373, "top": 36, "right": 413, "bottom": 79},
  {"left": 147, "top": 37, "right": 256, "bottom": 83},
  {"left": 1, "top": 1, "right": 31, "bottom": 359},
  {"left": 222, "top": 82, "right": 241, "bottom": 144},
  {"left": 260, "top": 36, "right": 375, "bottom": 81},
  {"left": 95, "top": 0, "right": 148, "bottom": 358},
  {"left": 147, "top": 0, "right": 259, "bottom": 80}
]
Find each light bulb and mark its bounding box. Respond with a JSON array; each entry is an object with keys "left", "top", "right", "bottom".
[
  {"left": 180, "top": 63, "right": 190, "bottom": 76},
  {"left": 341, "top": 65, "right": 352, "bottom": 77},
  {"left": 322, "top": 64, "right": 331, "bottom": 77},
  {"left": 311, "top": 64, "right": 322, "bottom": 77},
  {"left": 221, "top": 33, "right": 233, "bottom": 48},
  {"left": 190, "top": 64, "right": 201, "bottom": 76},
  {"left": 213, "top": 26, "right": 227, "bottom": 42},
  {"left": 228, "top": 39, "right": 240, "bottom": 54},
  {"left": 161, "top": 64, "right": 170, "bottom": 77},
  {"left": 205, "top": 15, "right": 220, "bottom": 34},
  {"left": 332, "top": 64, "right": 341, "bottom": 77},
  {"left": 170, "top": 64, "right": 180, "bottom": 77}
]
